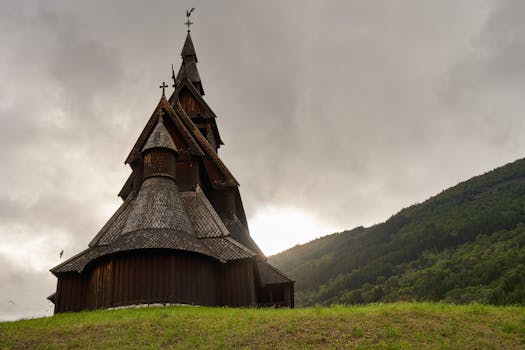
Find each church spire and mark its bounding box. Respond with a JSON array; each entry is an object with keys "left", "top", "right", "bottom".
[{"left": 175, "top": 10, "right": 204, "bottom": 96}]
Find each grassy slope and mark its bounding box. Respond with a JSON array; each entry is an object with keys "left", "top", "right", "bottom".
[{"left": 0, "top": 304, "right": 524, "bottom": 349}]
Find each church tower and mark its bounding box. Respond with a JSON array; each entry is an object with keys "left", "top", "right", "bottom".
[{"left": 49, "top": 17, "right": 294, "bottom": 313}]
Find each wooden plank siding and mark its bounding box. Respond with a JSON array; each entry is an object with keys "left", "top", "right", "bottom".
[
  {"left": 179, "top": 89, "right": 204, "bottom": 117},
  {"left": 176, "top": 158, "right": 199, "bottom": 191},
  {"left": 55, "top": 250, "right": 225, "bottom": 312},
  {"left": 219, "top": 259, "right": 256, "bottom": 307},
  {"left": 54, "top": 273, "right": 87, "bottom": 313},
  {"left": 256, "top": 284, "right": 295, "bottom": 308}
]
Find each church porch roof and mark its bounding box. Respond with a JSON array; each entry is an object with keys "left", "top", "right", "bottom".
[{"left": 257, "top": 261, "right": 295, "bottom": 286}]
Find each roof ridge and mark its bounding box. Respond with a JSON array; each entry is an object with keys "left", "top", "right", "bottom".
[
  {"left": 169, "top": 78, "right": 216, "bottom": 119},
  {"left": 125, "top": 95, "right": 203, "bottom": 165},
  {"left": 168, "top": 78, "right": 224, "bottom": 146},
  {"left": 223, "top": 236, "right": 257, "bottom": 256},
  {"left": 195, "top": 185, "right": 230, "bottom": 236},
  {"left": 174, "top": 102, "right": 239, "bottom": 187}
]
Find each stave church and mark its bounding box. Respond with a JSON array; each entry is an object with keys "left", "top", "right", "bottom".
[{"left": 48, "top": 22, "right": 294, "bottom": 313}]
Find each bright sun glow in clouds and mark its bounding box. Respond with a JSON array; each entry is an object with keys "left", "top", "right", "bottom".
[{"left": 249, "top": 206, "right": 340, "bottom": 256}]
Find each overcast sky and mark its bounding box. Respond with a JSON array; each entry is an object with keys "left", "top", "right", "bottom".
[{"left": 1, "top": 0, "right": 525, "bottom": 320}]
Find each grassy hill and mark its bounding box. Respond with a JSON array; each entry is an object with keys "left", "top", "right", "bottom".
[
  {"left": 270, "top": 158, "right": 525, "bottom": 306},
  {"left": 1, "top": 304, "right": 524, "bottom": 349}
]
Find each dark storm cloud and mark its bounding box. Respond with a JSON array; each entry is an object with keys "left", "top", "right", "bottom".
[{"left": 1, "top": 0, "right": 524, "bottom": 319}]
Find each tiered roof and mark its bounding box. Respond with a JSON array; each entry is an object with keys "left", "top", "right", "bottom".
[
  {"left": 51, "top": 29, "right": 293, "bottom": 289},
  {"left": 52, "top": 95, "right": 256, "bottom": 274}
]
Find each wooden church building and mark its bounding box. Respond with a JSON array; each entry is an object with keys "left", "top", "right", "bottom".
[{"left": 49, "top": 27, "right": 294, "bottom": 313}]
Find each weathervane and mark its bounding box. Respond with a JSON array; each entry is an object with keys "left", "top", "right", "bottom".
[{"left": 185, "top": 8, "right": 195, "bottom": 32}]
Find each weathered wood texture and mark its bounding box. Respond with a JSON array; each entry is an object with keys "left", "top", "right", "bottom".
[
  {"left": 143, "top": 150, "right": 177, "bottom": 180},
  {"left": 176, "top": 158, "right": 199, "bottom": 191},
  {"left": 179, "top": 89, "right": 204, "bottom": 117},
  {"left": 54, "top": 251, "right": 262, "bottom": 313},
  {"left": 205, "top": 187, "right": 236, "bottom": 220},
  {"left": 219, "top": 260, "right": 256, "bottom": 307},
  {"left": 256, "top": 284, "right": 294, "bottom": 308}
]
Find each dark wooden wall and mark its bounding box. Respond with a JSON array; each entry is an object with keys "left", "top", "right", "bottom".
[
  {"left": 176, "top": 157, "right": 199, "bottom": 191},
  {"left": 55, "top": 250, "right": 219, "bottom": 313},
  {"left": 54, "top": 273, "right": 88, "bottom": 313},
  {"left": 179, "top": 89, "right": 204, "bottom": 117},
  {"left": 205, "top": 187, "right": 236, "bottom": 220},
  {"left": 219, "top": 260, "right": 256, "bottom": 307},
  {"left": 54, "top": 250, "right": 261, "bottom": 313},
  {"left": 256, "top": 284, "right": 294, "bottom": 308}
]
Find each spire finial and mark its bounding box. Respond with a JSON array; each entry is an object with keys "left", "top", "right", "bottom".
[
  {"left": 159, "top": 81, "right": 168, "bottom": 96},
  {"left": 171, "top": 64, "right": 176, "bottom": 88},
  {"left": 185, "top": 8, "right": 195, "bottom": 32}
]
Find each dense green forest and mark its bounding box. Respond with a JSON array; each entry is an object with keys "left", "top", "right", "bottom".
[{"left": 270, "top": 158, "right": 525, "bottom": 306}]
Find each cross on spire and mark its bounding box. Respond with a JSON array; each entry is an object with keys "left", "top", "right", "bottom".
[
  {"left": 185, "top": 19, "right": 193, "bottom": 32},
  {"left": 185, "top": 8, "right": 195, "bottom": 32},
  {"left": 159, "top": 81, "right": 168, "bottom": 96}
]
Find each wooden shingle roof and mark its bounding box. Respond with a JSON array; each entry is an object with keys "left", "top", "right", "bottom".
[
  {"left": 257, "top": 261, "right": 295, "bottom": 286},
  {"left": 56, "top": 179, "right": 257, "bottom": 273},
  {"left": 181, "top": 186, "right": 230, "bottom": 238},
  {"left": 51, "top": 229, "right": 219, "bottom": 275},
  {"left": 142, "top": 117, "right": 178, "bottom": 153},
  {"left": 125, "top": 95, "right": 203, "bottom": 165},
  {"left": 121, "top": 177, "right": 193, "bottom": 235}
]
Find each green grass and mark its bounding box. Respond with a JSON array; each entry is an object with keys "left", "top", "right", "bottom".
[{"left": 1, "top": 303, "right": 524, "bottom": 349}]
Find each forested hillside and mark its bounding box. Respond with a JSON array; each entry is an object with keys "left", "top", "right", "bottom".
[{"left": 270, "top": 158, "right": 525, "bottom": 306}]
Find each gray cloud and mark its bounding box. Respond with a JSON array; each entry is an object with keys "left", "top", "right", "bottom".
[
  {"left": 1, "top": 0, "right": 524, "bottom": 319},
  {"left": 0, "top": 253, "right": 55, "bottom": 321}
]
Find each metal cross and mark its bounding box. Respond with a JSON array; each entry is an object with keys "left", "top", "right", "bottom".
[
  {"left": 185, "top": 8, "right": 195, "bottom": 32},
  {"left": 185, "top": 18, "right": 193, "bottom": 32},
  {"left": 159, "top": 81, "right": 168, "bottom": 96}
]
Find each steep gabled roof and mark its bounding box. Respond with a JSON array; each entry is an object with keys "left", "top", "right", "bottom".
[
  {"left": 169, "top": 78, "right": 224, "bottom": 146},
  {"left": 125, "top": 95, "right": 203, "bottom": 165},
  {"left": 169, "top": 78, "right": 216, "bottom": 119},
  {"left": 174, "top": 102, "right": 238, "bottom": 188}
]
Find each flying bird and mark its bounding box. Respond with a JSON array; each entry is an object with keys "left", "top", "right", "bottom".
[
  {"left": 59, "top": 250, "right": 64, "bottom": 258},
  {"left": 186, "top": 8, "right": 195, "bottom": 18},
  {"left": 8, "top": 300, "right": 15, "bottom": 305}
]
